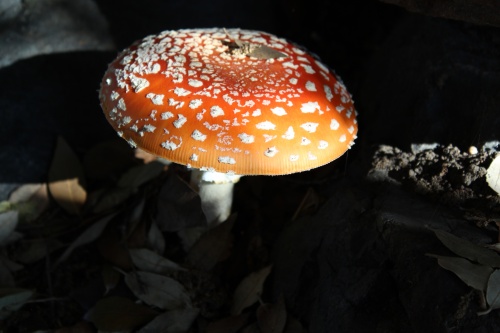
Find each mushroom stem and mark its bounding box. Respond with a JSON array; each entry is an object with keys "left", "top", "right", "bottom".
[{"left": 189, "top": 169, "right": 241, "bottom": 227}]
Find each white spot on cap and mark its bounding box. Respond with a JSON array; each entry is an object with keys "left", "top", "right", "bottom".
[
  {"left": 348, "top": 125, "right": 355, "bottom": 134},
  {"left": 300, "top": 64, "right": 315, "bottom": 74},
  {"left": 161, "top": 139, "right": 180, "bottom": 150},
  {"left": 189, "top": 99, "right": 203, "bottom": 109},
  {"left": 188, "top": 79, "right": 203, "bottom": 87},
  {"left": 174, "top": 87, "right": 191, "bottom": 96},
  {"left": 238, "top": 133, "right": 255, "bottom": 143},
  {"left": 324, "top": 85, "right": 333, "bottom": 101},
  {"left": 308, "top": 152, "right": 317, "bottom": 160},
  {"left": 318, "top": 140, "right": 328, "bottom": 149},
  {"left": 110, "top": 91, "right": 119, "bottom": 100},
  {"left": 282, "top": 126, "right": 294, "bottom": 140},
  {"left": 289, "top": 78, "right": 298, "bottom": 85},
  {"left": 122, "top": 116, "right": 132, "bottom": 125},
  {"left": 191, "top": 129, "right": 207, "bottom": 141},
  {"left": 127, "top": 138, "right": 137, "bottom": 148},
  {"left": 271, "top": 107, "right": 287, "bottom": 116},
  {"left": 146, "top": 93, "right": 164, "bottom": 105},
  {"left": 301, "top": 101, "right": 320, "bottom": 113},
  {"left": 129, "top": 75, "right": 150, "bottom": 93},
  {"left": 290, "top": 155, "right": 299, "bottom": 162},
  {"left": 143, "top": 124, "right": 156, "bottom": 132},
  {"left": 161, "top": 111, "right": 174, "bottom": 120},
  {"left": 256, "top": 121, "right": 276, "bottom": 130},
  {"left": 190, "top": 154, "right": 198, "bottom": 161},
  {"left": 305, "top": 81, "right": 317, "bottom": 91},
  {"left": 252, "top": 109, "right": 262, "bottom": 117},
  {"left": 264, "top": 146, "right": 278, "bottom": 157},
  {"left": 339, "top": 134, "right": 346, "bottom": 142},
  {"left": 315, "top": 60, "right": 329, "bottom": 73},
  {"left": 218, "top": 156, "right": 236, "bottom": 164},
  {"left": 173, "top": 114, "right": 187, "bottom": 128},
  {"left": 336, "top": 105, "right": 345, "bottom": 113},
  {"left": 210, "top": 105, "right": 224, "bottom": 117},
  {"left": 118, "top": 98, "right": 126, "bottom": 110},
  {"left": 300, "top": 122, "right": 319, "bottom": 133},
  {"left": 330, "top": 119, "right": 340, "bottom": 130},
  {"left": 282, "top": 62, "right": 298, "bottom": 69}
]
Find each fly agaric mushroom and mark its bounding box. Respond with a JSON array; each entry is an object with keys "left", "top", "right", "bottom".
[{"left": 99, "top": 28, "right": 357, "bottom": 226}]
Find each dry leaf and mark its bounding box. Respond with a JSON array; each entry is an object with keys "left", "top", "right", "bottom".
[
  {"left": 0, "top": 211, "right": 18, "bottom": 246},
  {"left": 125, "top": 271, "right": 192, "bottom": 310},
  {"left": 156, "top": 173, "right": 206, "bottom": 232},
  {"left": 206, "top": 313, "right": 251, "bottom": 333},
  {"left": 486, "top": 155, "right": 500, "bottom": 195},
  {"left": 130, "top": 248, "right": 185, "bottom": 274},
  {"left": 486, "top": 270, "right": 500, "bottom": 311},
  {"left": 85, "top": 296, "right": 158, "bottom": 331},
  {"left": 257, "top": 295, "right": 287, "bottom": 333},
  {"left": 428, "top": 254, "right": 493, "bottom": 291},
  {"left": 0, "top": 288, "right": 34, "bottom": 319},
  {"left": 10, "top": 184, "right": 49, "bottom": 222},
  {"left": 185, "top": 215, "right": 235, "bottom": 271},
  {"left": 118, "top": 161, "right": 164, "bottom": 188},
  {"left": 101, "top": 264, "right": 121, "bottom": 295},
  {"left": 432, "top": 229, "right": 500, "bottom": 267},
  {"left": 231, "top": 265, "right": 273, "bottom": 315},
  {"left": 55, "top": 214, "right": 115, "bottom": 266},
  {"left": 137, "top": 308, "right": 199, "bottom": 333},
  {"left": 48, "top": 137, "right": 87, "bottom": 214},
  {"left": 14, "top": 238, "right": 62, "bottom": 264},
  {"left": 146, "top": 221, "right": 166, "bottom": 255}
]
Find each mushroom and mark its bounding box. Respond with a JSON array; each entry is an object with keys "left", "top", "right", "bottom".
[{"left": 99, "top": 28, "right": 358, "bottom": 227}]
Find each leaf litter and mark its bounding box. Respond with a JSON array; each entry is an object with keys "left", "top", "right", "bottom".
[{"left": 0, "top": 136, "right": 319, "bottom": 332}]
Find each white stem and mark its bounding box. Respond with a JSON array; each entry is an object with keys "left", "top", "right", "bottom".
[{"left": 190, "top": 169, "right": 241, "bottom": 227}]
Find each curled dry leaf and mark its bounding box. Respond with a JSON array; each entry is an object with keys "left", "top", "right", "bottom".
[
  {"left": 48, "top": 137, "right": 87, "bottom": 215},
  {"left": 137, "top": 308, "right": 200, "bottom": 333},
  {"left": 231, "top": 265, "right": 273, "bottom": 315},
  {"left": 55, "top": 213, "right": 116, "bottom": 266},
  {"left": 85, "top": 296, "right": 158, "bottom": 331},
  {"left": 185, "top": 215, "right": 235, "bottom": 271},
  {"left": 0, "top": 211, "right": 18, "bottom": 247},
  {"left": 156, "top": 173, "right": 206, "bottom": 232},
  {"left": 432, "top": 229, "right": 500, "bottom": 267},
  {"left": 92, "top": 161, "right": 164, "bottom": 213},
  {"left": 0, "top": 288, "right": 34, "bottom": 319},
  {"left": 257, "top": 295, "right": 287, "bottom": 333},
  {"left": 130, "top": 248, "right": 186, "bottom": 274},
  {"left": 428, "top": 254, "right": 493, "bottom": 291},
  {"left": 486, "top": 270, "right": 500, "bottom": 312},
  {"left": 125, "top": 271, "right": 192, "bottom": 310}
]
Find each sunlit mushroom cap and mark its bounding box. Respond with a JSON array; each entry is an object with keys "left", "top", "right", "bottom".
[{"left": 99, "top": 28, "right": 358, "bottom": 175}]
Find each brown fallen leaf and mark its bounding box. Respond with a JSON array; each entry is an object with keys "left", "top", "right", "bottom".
[
  {"left": 48, "top": 137, "right": 87, "bottom": 215},
  {"left": 85, "top": 296, "right": 158, "bottom": 331},
  {"left": 130, "top": 248, "right": 186, "bottom": 274},
  {"left": 0, "top": 288, "right": 34, "bottom": 320},
  {"left": 0, "top": 211, "right": 18, "bottom": 246},
  {"left": 231, "top": 265, "right": 273, "bottom": 315},
  {"left": 137, "top": 308, "right": 199, "bottom": 333},
  {"left": 55, "top": 213, "right": 116, "bottom": 266},
  {"left": 432, "top": 229, "right": 500, "bottom": 267},
  {"left": 486, "top": 270, "right": 500, "bottom": 312},
  {"left": 185, "top": 215, "right": 235, "bottom": 271},
  {"left": 427, "top": 254, "right": 493, "bottom": 291},
  {"left": 125, "top": 271, "right": 192, "bottom": 310},
  {"left": 257, "top": 295, "right": 287, "bottom": 333}
]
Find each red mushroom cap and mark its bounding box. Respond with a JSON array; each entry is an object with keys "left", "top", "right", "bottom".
[{"left": 99, "top": 28, "right": 358, "bottom": 175}]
